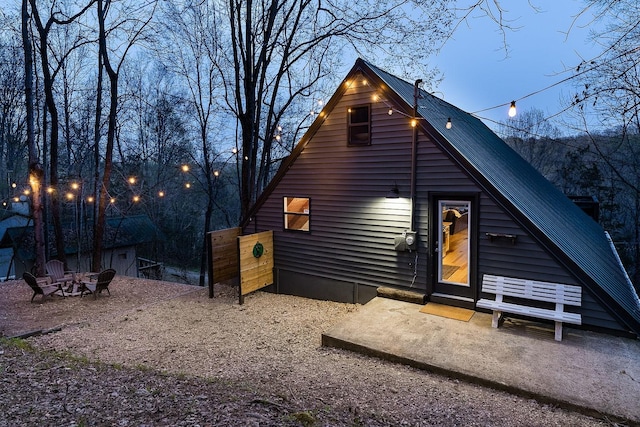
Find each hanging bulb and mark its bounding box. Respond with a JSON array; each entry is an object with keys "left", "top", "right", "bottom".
[
  {"left": 508, "top": 101, "right": 517, "bottom": 118},
  {"left": 446, "top": 118, "right": 452, "bottom": 129},
  {"left": 388, "top": 108, "right": 393, "bottom": 115}
]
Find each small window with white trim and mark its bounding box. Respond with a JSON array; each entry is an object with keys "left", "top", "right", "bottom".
[{"left": 284, "top": 197, "right": 310, "bottom": 231}]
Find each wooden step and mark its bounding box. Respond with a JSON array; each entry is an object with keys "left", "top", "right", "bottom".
[{"left": 376, "top": 287, "right": 426, "bottom": 305}]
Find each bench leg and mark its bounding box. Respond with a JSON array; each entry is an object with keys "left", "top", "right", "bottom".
[
  {"left": 492, "top": 311, "right": 501, "bottom": 328},
  {"left": 554, "top": 322, "right": 562, "bottom": 341}
]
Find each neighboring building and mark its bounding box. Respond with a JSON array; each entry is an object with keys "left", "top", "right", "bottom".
[
  {"left": 0, "top": 214, "right": 164, "bottom": 278},
  {"left": 242, "top": 58, "right": 640, "bottom": 337},
  {"left": 0, "top": 210, "right": 31, "bottom": 281}
]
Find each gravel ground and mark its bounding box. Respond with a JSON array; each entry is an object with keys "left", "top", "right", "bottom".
[{"left": 0, "top": 277, "right": 616, "bottom": 426}]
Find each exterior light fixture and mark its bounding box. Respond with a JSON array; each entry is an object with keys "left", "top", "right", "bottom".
[
  {"left": 386, "top": 183, "right": 400, "bottom": 199},
  {"left": 446, "top": 118, "right": 452, "bottom": 129},
  {"left": 411, "top": 119, "right": 418, "bottom": 128},
  {"left": 508, "top": 101, "right": 517, "bottom": 118}
]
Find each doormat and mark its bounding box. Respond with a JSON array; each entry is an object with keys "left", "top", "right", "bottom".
[
  {"left": 420, "top": 302, "right": 475, "bottom": 322},
  {"left": 442, "top": 264, "right": 459, "bottom": 279}
]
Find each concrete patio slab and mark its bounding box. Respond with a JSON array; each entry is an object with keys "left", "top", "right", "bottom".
[{"left": 322, "top": 297, "right": 640, "bottom": 424}]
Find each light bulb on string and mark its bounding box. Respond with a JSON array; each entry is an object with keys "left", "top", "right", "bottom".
[
  {"left": 508, "top": 101, "right": 517, "bottom": 118},
  {"left": 446, "top": 118, "right": 452, "bottom": 129}
]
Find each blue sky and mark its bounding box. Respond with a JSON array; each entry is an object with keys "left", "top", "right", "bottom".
[{"left": 434, "top": 1, "right": 604, "bottom": 132}]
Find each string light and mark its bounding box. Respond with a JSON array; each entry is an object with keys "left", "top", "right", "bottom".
[
  {"left": 158, "top": 191, "right": 165, "bottom": 198},
  {"left": 388, "top": 108, "right": 393, "bottom": 115},
  {"left": 446, "top": 118, "right": 452, "bottom": 129},
  {"left": 213, "top": 170, "right": 220, "bottom": 177},
  {"left": 132, "top": 195, "right": 140, "bottom": 203},
  {"left": 128, "top": 176, "right": 136, "bottom": 185},
  {"left": 181, "top": 164, "right": 189, "bottom": 173},
  {"left": 508, "top": 101, "right": 517, "bottom": 118}
]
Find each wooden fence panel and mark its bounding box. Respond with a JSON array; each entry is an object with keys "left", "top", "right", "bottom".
[
  {"left": 238, "top": 231, "right": 274, "bottom": 304},
  {"left": 207, "top": 227, "right": 242, "bottom": 298}
]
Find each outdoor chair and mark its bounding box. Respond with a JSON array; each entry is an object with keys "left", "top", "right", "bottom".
[
  {"left": 23, "top": 272, "right": 66, "bottom": 302},
  {"left": 46, "top": 259, "right": 76, "bottom": 287},
  {"left": 81, "top": 269, "right": 116, "bottom": 299}
]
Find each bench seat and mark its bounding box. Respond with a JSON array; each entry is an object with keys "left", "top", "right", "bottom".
[
  {"left": 476, "top": 299, "right": 582, "bottom": 324},
  {"left": 477, "top": 274, "right": 582, "bottom": 341}
]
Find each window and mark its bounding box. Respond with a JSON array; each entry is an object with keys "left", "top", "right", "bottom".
[
  {"left": 284, "top": 197, "right": 310, "bottom": 231},
  {"left": 348, "top": 105, "right": 370, "bottom": 146}
]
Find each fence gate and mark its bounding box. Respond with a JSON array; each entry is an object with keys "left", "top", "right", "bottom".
[{"left": 238, "top": 230, "right": 273, "bottom": 304}]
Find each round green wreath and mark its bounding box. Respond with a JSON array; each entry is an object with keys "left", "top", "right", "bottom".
[{"left": 252, "top": 242, "right": 264, "bottom": 258}]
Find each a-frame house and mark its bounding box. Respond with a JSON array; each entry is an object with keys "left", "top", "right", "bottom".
[{"left": 242, "top": 58, "right": 640, "bottom": 337}]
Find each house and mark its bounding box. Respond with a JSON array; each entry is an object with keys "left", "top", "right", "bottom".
[
  {"left": 241, "top": 58, "right": 640, "bottom": 338},
  {"left": 0, "top": 214, "right": 164, "bottom": 278},
  {"left": 0, "top": 210, "right": 31, "bottom": 281}
]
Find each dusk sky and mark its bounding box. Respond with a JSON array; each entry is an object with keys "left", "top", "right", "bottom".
[{"left": 434, "top": 1, "right": 605, "bottom": 133}]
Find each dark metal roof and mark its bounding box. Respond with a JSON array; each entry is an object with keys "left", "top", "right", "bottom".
[{"left": 362, "top": 59, "right": 640, "bottom": 334}]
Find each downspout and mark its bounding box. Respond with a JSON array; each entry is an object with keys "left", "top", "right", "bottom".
[{"left": 410, "top": 79, "right": 422, "bottom": 231}]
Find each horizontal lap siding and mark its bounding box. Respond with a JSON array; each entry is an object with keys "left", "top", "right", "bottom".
[
  {"left": 251, "top": 84, "right": 421, "bottom": 291},
  {"left": 246, "top": 77, "right": 628, "bottom": 331},
  {"left": 476, "top": 182, "right": 624, "bottom": 331}
]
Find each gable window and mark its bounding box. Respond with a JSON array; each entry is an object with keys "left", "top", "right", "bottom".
[
  {"left": 348, "top": 105, "right": 370, "bottom": 146},
  {"left": 284, "top": 197, "right": 310, "bottom": 231}
]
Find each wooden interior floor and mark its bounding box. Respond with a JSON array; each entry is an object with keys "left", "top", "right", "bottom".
[{"left": 442, "top": 230, "right": 469, "bottom": 284}]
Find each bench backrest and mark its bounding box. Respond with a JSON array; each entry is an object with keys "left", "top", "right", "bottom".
[{"left": 482, "top": 274, "right": 581, "bottom": 306}]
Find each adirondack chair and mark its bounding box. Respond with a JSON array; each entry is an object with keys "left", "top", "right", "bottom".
[
  {"left": 80, "top": 269, "right": 116, "bottom": 299},
  {"left": 46, "top": 259, "right": 76, "bottom": 287},
  {"left": 23, "top": 272, "right": 66, "bottom": 302}
]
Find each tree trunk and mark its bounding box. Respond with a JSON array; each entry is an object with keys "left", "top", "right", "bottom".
[
  {"left": 30, "top": 0, "right": 68, "bottom": 268},
  {"left": 22, "top": 0, "right": 46, "bottom": 276}
]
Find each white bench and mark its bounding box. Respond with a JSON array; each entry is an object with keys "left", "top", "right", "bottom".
[{"left": 476, "top": 274, "right": 582, "bottom": 341}]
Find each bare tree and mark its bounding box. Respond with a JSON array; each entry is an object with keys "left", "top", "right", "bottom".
[
  {"left": 221, "top": 0, "right": 453, "bottom": 219},
  {"left": 568, "top": 0, "right": 640, "bottom": 285},
  {"left": 28, "top": 0, "right": 95, "bottom": 269},
  {"left": 160, "top": 0, "right": 233, "bottom": 285},
  {"left": 21, "top": 0, "right": 46, "bottom": 276},
  {"left": 0, "top": 12, "right": 27, "bottom": 201},
  {"left": 92, "top": 0, "right": 156, "bottom": 271},
  {"left": 499, "top": 108, "right": 563, "bottom": 181}
]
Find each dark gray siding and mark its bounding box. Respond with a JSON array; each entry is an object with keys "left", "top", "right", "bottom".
[
  {"left": 246, "top": 73, "right": 627, "bottom": 332},
  {"left": 250, "top": 78, "right": 421, "bottom": 294}
]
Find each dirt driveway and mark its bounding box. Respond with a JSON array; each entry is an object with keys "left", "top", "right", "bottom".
[{"left": 0, "top": 277, "right": 608, "bottom": 426}]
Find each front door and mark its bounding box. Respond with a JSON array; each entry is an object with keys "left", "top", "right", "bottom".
[{"left": 431, "top": 198, "right": 475, "bottom": 306}]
